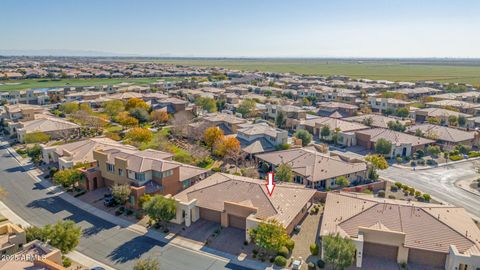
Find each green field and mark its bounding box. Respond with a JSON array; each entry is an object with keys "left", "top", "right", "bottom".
[
  {"left": 0, "top": 77, "right": 171, "bottom": 91},
  {"left": 3, "top": 59, "right": 480, "bottom": 91},
  {"left": 143, "top": 58, "right": 480, "bottom": 86}
]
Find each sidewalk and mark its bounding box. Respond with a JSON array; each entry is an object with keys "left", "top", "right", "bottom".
[
  {"left": 0, "top": 201, "right": 116, "bottom": 270},
  {"left": 392, "top": 156, "right": 480, "bottom": 171},
  {"left": 4, "top": 142, "right": 273, "bottom": 270}
]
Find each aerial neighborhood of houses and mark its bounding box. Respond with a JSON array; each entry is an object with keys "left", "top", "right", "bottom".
[{"left": 1, "top": 57, "right": 480, "bottom": 270}]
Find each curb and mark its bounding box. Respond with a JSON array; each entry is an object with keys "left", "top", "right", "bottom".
[
  {"left": 2, "top": 141, "right": 270, "bottom": 270},
  {"left": 392, "top": 156, "right": 480, "bottom": 171}
]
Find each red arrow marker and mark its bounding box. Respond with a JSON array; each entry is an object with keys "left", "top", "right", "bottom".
[{"left": 266, "top": 172, "right": 276, "bottom": 196}]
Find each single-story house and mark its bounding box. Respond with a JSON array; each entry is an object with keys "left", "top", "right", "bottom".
[
  {"left": 172, "top": 173, "right": 316, "bottom": 240},
  {"left": 355, "top": 128, "right": 434, "bottom": 157},
  {"left": 321, "top": 192, "right": 480, "bottom": 269},
  {"left": 406, "top": 124, "right": 478, "bottom": 151}
]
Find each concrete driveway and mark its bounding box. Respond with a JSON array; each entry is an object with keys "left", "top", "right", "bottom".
[{"left": 379, "top": 160, "right": 480, "bottom": 219}]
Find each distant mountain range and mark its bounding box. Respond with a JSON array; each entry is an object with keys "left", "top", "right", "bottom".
[{"left": 0, "top": 49, "right": 140, "bottom": 57}]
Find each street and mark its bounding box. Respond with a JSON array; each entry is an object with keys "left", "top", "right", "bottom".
[
  {"left": 379, "top": 161, "right": 480, "bottom": 219},
  {"left": 0, "top": 144, "right": 252, "bottom": 270}
]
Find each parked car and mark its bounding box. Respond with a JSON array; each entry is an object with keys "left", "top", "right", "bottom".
[
  {"left": 292, "top": 257, "right": 303, "bottom": 270},
  {"left": 103, "top": 196, "right": 116, "bottom": 207}
]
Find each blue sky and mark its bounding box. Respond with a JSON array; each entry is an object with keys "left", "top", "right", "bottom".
[{"left": 1, "top": 0, "right": 480, "bottom": 57}]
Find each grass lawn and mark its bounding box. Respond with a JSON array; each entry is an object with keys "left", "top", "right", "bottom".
[
  {"left": 0, "top": 77, "right": 178, "bottom": 91},
  {"left": 104, "top": 125, "right": 123, "bottom": 133},
  {"left": 137, "top": 58, "right": 480, "bottom": 86}
]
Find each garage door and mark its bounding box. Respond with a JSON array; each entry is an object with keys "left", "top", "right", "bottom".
[
  {"left": 363, "top": 242, "right": 398, "bottom": 260},
  {"left": 199, "top": 208, "right": 221, "bottom": 223},
  {"left": 228, "top": 214, "right": 246, "bottom": 229},
  {"left": 408, "top": 248, "right": 446, "bottom": 268}
]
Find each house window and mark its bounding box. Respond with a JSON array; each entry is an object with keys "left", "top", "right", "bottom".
[
  {"left": 163, "top": 170, "right": 173, "bottom": 178},
  {"left": 153, "top": 170, "right": 162, "bottom": 178},
  {"left": 182, "top": 179, "right": 191, "bottom": 189},
  {"left": 118, "top": 168, "right": 123, "bottom": 176},
  {"left": 107, "top": 163, "right": 114, "bottom": 172},
  {"left": 134, "top": 172, "right": 145, "bottom": 181}
]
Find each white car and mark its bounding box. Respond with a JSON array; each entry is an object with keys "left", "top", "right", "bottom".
[{"left": 291, "top": 257, "right": 303, "bottom": 270}]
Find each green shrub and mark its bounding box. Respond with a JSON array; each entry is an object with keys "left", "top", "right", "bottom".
[
  {"left": 212, "top": 167, "right": 221, "bottom": 172},
  {"left": 468, "top": 151, "right": 480, "bottom": 158},
  {"left": 62, "top": 256, "right": 72, "bottom": 267},
  {"left": 396, "top": 156, "right": 403, "bottom": 164},
  {"left": 449, "top": 155, "right": 464, "bottom": 161},
  {"left": 395, "top": 182, "right": 403, "bottom": 189},
  {"left": 378, "top": 190, "right": 385, "bottom": 198},
  {"left": 388, "top": 195, "right": 396, "bottom": 199},
  {"left": 310, "top": 243, "right": 319, "bottom": 255},
  {"left": 274, "top": 256, "right": 287, "bottom": 267},
  {"left": 423, "top": 194, "right": 431, "bottom": 201},
  {"left": 277, "top": 246, "right": 289, "bottom": 258},
  {"left": 285, "top": 239, "right": 295, "bottom": 252},
  {"left": 410, "top": 161, "right": 417, "bottom": 167},
  {"left": 317, "top": 259, "right": 325, "bottom": 269}
]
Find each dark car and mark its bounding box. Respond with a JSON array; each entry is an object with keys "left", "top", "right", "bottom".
[{"left": 103, "top": 196, "right": 116, "bottom": 207}]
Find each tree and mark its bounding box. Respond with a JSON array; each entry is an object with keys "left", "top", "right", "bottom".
[
  {"left": 29, "top": 220, "right": 81, "bottom": 254},
  {"left": 26, "top": 144, "right": 43, "bottom": 163},
  {"left": 427, "top": 145, "right": 441, "bottom": 157},
  {"left": 248, "top": 219, "right": 290, "bottom": 254},
  {"left": 134, "top": 257, "right": 160, "bottom": 270},
  {"left": 103, "top": 100, "right": 125, "bottom": 117},
  {"left": 143, "top": 195, "right": 176, "bottom": 228},
  {"left": 60, "top": 102, "right": 79, "bottom": 114},
  {"left": 384, "top": 107, "right": 395, "bottom": 116},
  {"left": 53, "top": 168, "right": 82, "bottom": 188},
  {"left": 387, "top": 120, "right": 406, "bottom": 132},
  {"left": 294, "top": 129, "right": 312, "bottom": 146},
  {"left": 427, "top": 117, "right": 441, "bottom": 125},
  {"left": 216, "top": 98, "right": 226, "bottom": 111},
  {"left": 367, "top": 166, "right": 379, "bottom": 180},
  {"left": 129, "top": 108, "right": 150, "bottom": 123},
  {"left": 214, "top": 136, "right": 241, "bottom": 161},
  {"left": 458, "top": 115, "right": 467, "bottom": 127},
  {"left": 117, "top": 111, "right": 139, "bottom": 127},
  {"left": 195, "top": 97, "right": 217, "bottom": 113},
  {"left": 150, "top": 110, "right": 169, "bottom": 125},
  {"left": 335, "top": 176, "right": 350, "bottom": 188},
  {"left": 365, "top": 155, "right": 389, "bottom": 170},
  {"left": 448, "top": 115, "right": 458, "bottom": 126},
  {"left": 374, "top": 138, "right": 392, "bottom": 156},
  {"left": 125, "top": 127, "right": 153, "bottom": 144},
  {"left": 414, "top": 128, "right": 424, "bottom": 137},
  {"left": 125, "top": 98, "right": 149, "bottom": 111},
  {"left": 320, "top": 125, "right": 331, "bottom": 141},
  {"left": 112, "top": 184, "right": 131, "bottom": 205},
  {"left": 203, "top": 127, "right": 224, "bottom": 150},
  {"left": 24, "top": 131, "right": 51, "bottom": 144},
  {"left": 237, "top": 99, "right": 256, "bottom": 118},
  {"left": 395, "top": 107, "right": 410, "bottom": 118},
  {"left": 323, "top": 233, "right": 356, "bottom": 270},
  {"left": 276, "top": 163, "right": 293, "bottom": 182},
  {"left": 275, "top": 111, "right": 285, "bottom": 128},
  {"left": 362, "top": 117, "right": 374, "bottom": 127}
]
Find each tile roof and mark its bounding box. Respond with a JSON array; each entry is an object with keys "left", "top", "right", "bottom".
[
  {"left": 355, "top": 128, "right": 434, "bottom": 147},
  {"left": 256, "top": 147, "right": 367, "bottom": 182},
  {"left": 19, "top": 116, "right": 80, "bottom": 133},
  {"left": 344, "top": 114, "right": 409, "bottom": 129},
  {"left": 174, "top": 173, "right": 316, "bottom": 227},
  {"left": 407, "top": 124, "right": 475, "bottom": 143},
  {"left": 321, "top": 193, "right": 480, "bottom": 255},
  {"left": 303, "top": 117, "right": 368, "bottom": 132}
]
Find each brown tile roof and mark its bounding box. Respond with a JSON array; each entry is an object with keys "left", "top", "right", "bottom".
[
  {"left": 407, "top": 124, "right": 475, "bottom": 143},
  {"left": 174, "top": 173, "right": 316, "bottom": 227},
  {"left": 321, "top": 193, "right": 480, "bottom": 255},
  {"left": 344, "top": 114, "right": 409, "bottom": 129},
  {"left": 303, "top": 117, "right": 368, "bottom": 132},
  {"left": 256, "top": 147, "right": 367, "bottom": 182},
  {"left": 355, "top": 128, "right": 434, "bottom": 147}
]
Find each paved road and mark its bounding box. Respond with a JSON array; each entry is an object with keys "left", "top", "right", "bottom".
[
  {"left": 0, "top": 144, "right": 252, "bottom": 270},
  {"left": 379, "top": 161, "right": 480, "bottom": 219}
]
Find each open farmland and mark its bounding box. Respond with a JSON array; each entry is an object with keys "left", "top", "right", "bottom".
[{"left": 139, "top": 58, "right": 480, "bottom": 86}]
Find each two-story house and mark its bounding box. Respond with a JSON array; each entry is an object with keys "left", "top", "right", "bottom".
[{"left": 88, "top": 148, "right": 208, "bottom": 208}]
